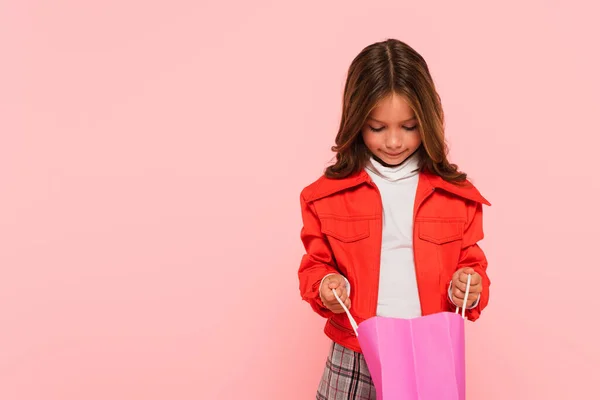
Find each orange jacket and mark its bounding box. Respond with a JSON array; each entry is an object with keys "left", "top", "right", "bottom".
[{"left": 298, "top": 168, "right": 491, "bottom": 353}]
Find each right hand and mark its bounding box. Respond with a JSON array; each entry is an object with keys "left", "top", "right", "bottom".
[{"left": 319, "top": 274, "right": 351, "bottom": 313}]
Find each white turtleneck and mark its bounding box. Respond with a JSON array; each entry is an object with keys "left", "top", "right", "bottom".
[{"left": 365, "top": 151, "right": 422, "bottom": 318}]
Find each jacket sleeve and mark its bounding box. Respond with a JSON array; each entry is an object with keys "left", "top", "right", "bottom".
[
  {"left": 298, "top": 191, "right": 340, "bottom": 318},
  {"left": 446, "top": 200, "right": 491, "bottom": 321}
]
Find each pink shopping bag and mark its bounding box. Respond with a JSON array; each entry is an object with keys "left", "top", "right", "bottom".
[{"left": 333, "top": 274, "right": 472, "bottom": 400}]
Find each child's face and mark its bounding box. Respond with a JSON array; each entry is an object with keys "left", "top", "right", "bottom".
[{"left": 361, "top": 93, "right": 422, "bottom": 166}]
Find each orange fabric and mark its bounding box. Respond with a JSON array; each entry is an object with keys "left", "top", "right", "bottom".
[{"left": 298, "top": 169, "right": 491, "bottom": 353}]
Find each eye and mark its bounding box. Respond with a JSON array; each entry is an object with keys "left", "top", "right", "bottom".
[
  {"left": 368, "top": 125, "right": 418, "bottom": 132},
  {"left": 368, "top": 125, "right": 384, "bottom": 132}
]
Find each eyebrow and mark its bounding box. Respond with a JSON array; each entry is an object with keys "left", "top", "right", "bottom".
[{"left": 367, "top": 116, "right": 417, "bottom": 124}]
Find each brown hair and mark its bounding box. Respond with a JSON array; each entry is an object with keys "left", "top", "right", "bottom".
[{"left": 325, "top": 38, "right": 467, "bottom": 183}]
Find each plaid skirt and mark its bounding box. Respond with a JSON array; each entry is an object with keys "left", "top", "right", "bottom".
[{"left": 316, "top": 341, "right": 377, "bottom": 400}]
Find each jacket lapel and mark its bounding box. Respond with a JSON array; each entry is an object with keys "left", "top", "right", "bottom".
[{"left": 305, "top": 169, "right": 490, "bottom": 206}]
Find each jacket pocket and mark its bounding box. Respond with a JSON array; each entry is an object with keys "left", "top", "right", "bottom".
[
  {"left": 329, "top": 315, "right": 357, "bottom": 336},
  {"left": 320, "top": 217, "right": 370, "bottom": 243},
  {"left": 417, "top": 219, "right": 464, "bottom": 244}
]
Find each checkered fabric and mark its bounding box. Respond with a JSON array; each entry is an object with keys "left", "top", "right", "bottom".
[{"left": 316, "top": 341, "right": 376, "bottom": 400}]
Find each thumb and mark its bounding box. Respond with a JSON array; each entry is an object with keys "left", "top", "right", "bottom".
[
  {"left": 462, "top": 267, "right": 475, "bottom": 275},
  {"left": 328, "top": 279, "right": 341, "bottom": 289}
]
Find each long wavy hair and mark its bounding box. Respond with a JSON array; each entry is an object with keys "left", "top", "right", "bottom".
[{"left": 325, "top": 39, "right": 467, "bottom": 183}]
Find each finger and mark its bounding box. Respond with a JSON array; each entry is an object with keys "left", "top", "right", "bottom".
[
  {"left": 326, "top": 298, "right": 351, "bottom": 312},
  {"left": 330, "top": 301, "right": 349, "bottom": 313},
  {"left": 454, "top": 288, "right": 466, "bottom": 300},
  {"left": 470, "top": 274, "right": 482, "bottom": 285},
  {"left": 461, "top": 271, "right": 481, "bottom": 284},
  {"left": 459, "top": 273, "right": 470, "bottom": 284},
  {"left": 322, "top": 290, "right": 336, "bottom": 303},
  {"left": 457, "top": 278, "right": 483, "bottom": 293},
  {"left": 325, "top": 291, "right": 351, "bottom": 309},
  {"left": 471, "top": 283, "right": 483, "bottom": 293},
  {"left": 467, "top": 294, "right": 478, "bottom": 307},
  {"left": 325, "top": 301, "right": 343, "bottom": 312},
  {"left": 333, "top": 285, "right": 347, "bottom": 297},
  {"left": 452, "top": 268, "right": 463, "bottom": 281},
  {"left": 454, "top": 286, "right": 478, "bottom": 300},
  {"left": 325, "top": 287, "right": 347, "bottom": 304},
  {"left": 320, "top": 277, "right": 332, "bottom": 292},
  {"left": 461, "top": 281, "right": 482, "bottom": 293},
  {"left": 337, "top": 288, "right": 348, "bottom": 303},
  {"left": 454, "top": 280, "right": 467, "bottom": 292},
  {"left": 327, "top": 280, "right": 340, "bottom": 289},
  {"left": 329, "top": 280, "right": 347, "bottom": 291}
]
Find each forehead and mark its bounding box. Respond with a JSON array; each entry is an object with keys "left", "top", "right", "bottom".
[{"left": 368, "top": 93, "right": 415, "bottom": 122}]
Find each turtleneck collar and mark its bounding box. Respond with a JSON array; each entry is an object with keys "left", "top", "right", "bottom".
[{"left": 365, "top": 150, "right": 421, "bottom": 182}]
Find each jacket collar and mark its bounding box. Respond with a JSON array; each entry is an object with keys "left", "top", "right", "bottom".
[{"left": 305, "top": 169, "right": 491, "bottom": 206}]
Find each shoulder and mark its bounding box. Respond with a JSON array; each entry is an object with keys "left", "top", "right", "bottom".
[
  {"left": 423, "top": 172, "right": 491, "bottom": 207},
  {"left": 300, "top": 171, "right": 366, "bottom": 203},
  {"left": 299, "top": 174, "right": 326, "bottom": 201}
]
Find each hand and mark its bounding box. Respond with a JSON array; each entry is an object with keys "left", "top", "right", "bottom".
[
  {"left": 319, "top": 274, "right": 350, "bottom": 314},
  {"left": 451, "top": 267, "right": 482, "bottom": 308}
]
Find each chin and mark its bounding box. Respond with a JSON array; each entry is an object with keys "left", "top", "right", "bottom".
[{"left": 380, "top": 155, "right": 408, "bottom": 165}]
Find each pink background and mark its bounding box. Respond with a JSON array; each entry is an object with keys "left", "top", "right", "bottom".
[{"left": 1, "top": 1, "right": 599, "bottom": 398}]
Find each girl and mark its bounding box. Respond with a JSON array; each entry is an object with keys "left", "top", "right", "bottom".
[{"left": 297, "top": 39, "right": 491, "bottom": 400}]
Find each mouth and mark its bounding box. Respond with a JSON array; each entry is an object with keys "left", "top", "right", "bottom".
[{"left": 383, "top": 151, "right": 406, "bottom": 158}]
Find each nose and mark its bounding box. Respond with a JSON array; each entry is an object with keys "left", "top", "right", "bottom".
[{"left": 385, "top": 130, "right": 403, "bottom": 151}]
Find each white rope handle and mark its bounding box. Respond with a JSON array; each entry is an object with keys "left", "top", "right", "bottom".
[
  {"left": 332, "top": 274, "right": 472, "bottom": 336},
  {"left": 455, "top": 273, "right": 472, "bottom": 319},
  {"left": 332, "top": 288, "right": 359, "bottom": 337}
]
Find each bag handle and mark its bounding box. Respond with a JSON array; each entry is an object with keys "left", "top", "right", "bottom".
[
  {"left": 332, "top": 288, "right": 359, "bottom": 337},
  {"left": 332, "top": 273, "right": 472, "bottom": 335},
  {"left": 455, "top": 273, "right": 472, "bottom": 319}
]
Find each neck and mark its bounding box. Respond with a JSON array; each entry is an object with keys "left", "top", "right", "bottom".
[{"left": 366, "top": 150, "right": 421, "bottom": 182}]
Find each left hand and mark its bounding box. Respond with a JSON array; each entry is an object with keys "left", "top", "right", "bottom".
[{"left": 451, "top": 267, "right": 482, "bottom": 308}]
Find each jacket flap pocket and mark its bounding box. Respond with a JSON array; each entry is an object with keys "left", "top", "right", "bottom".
[
  {"left": 418, "top": 219, "right": 464, "bottom": 244},
  {"left": 321, "top": 217, "right": 370, "bottom": 243}
]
